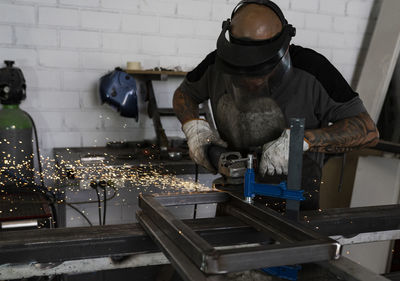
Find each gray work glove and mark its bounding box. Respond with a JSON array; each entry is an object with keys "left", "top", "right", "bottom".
[
  {"left": 182, "top": 119, "right": 227, "bottom": 173},
  {"left": 259, "top": 129, "right": 310, "bottom": 176}
]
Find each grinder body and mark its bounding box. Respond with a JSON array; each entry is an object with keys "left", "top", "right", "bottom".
[{"left": 207, "top": 144, "right": 247, "bottom": 184}]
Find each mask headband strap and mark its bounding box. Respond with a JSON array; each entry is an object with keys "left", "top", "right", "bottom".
[{"left": 230, "top": 0, "right": 288, "bottom": 25}]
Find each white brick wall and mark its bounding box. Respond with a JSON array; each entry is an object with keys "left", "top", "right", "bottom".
[
  {"left": 160, "top": 18, "right": 195, "bottom": 37},
  {"left": 291, "top": 0, "right": 319, "bottom": 13},
  {"left": 60, "top": 30, "right": 100, "bottom": 48},
  {"left": 347, "top": 0, "right": 374, "bottom": 18},
  {"left": 305, "top": 14, "right": 333, "bottom": 31},
  {"left": 0, "top": 26, "right": 13, "bottom": 44},
  {"left": 320, "top": 0, "right": 347, "bottom": 15},
  {"left": 177, "top": 1, "right": 211, "bottom": 19},
  {"left": 102, "top": 33, "right": 141, "bottom": 52},
  {"left": 333, "top": 16, "right": 360, "bottom": 33},
  {"left": 24, "top": 69, "right": 61, "bottom": 89},
  {"left": 39, "top": 7, "right": 80, "bottom": 27},
  {"left": 60, "top": 0, "right": 99, "bottom": 7},
  {"left": 39, "top": 50, "right": 80, "bottom": 68},
  {"left": 121, "top": 14, "right": 159, "bottom": 33},
  {"left": 16, "top": 27, "right": 58, "bottom": 47},
  {"left": 142, "top": 36, "right": 176, "bottom": 55},
  {"left": 81, "top": 11, "right": 121, "bottom": 31},
  {"left": 0, "top": 0, "right": 378, "bottom": 158},
  {"left": 0, "top": 4, "right": 35, "bottom": 24}
]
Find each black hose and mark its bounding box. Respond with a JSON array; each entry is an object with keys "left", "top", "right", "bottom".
[
  {"left": 66, "top": 203, "right": 93, "bottom": 226},
  {"left": 94, "top": 187, "right": 102, "bottom": 225},
  {"left": 103, "top": 187, "right": 107, "bottom": 225},
  {"left": 98, "top": 180, "right": 108, "bottom": 225},
  {"left": 3, "top": 170, "right": 50, "bottom": 196},
  {"left": 65, "top": 184, "right": 117, "bottom": 205},
  {"left": 3, "top": 169, "right": 59, "bottom": 228}
]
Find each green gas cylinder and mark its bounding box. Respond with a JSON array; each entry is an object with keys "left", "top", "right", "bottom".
[{"left": 0, "top": 61, "right": 34, "bottom": 186}]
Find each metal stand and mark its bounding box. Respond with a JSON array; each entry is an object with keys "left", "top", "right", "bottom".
[{"left": 129, "top": 70, "right": 215, "bottom": 151}]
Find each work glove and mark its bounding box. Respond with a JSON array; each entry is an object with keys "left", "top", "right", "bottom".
[
  {"left": 182, "top": 119, "right": 227, "bottom": 173},
  {"left": 259, "top": 129, "right": 310, "bottom": 176}
]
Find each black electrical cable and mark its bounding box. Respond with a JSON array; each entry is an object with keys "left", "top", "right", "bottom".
[
  {"left": 65, "top": 184, "right": 117, "bottom": 205},
  {"left": 103, "top": 187, "right": 107, "bottom": 225},
  {"left": 98, "top": 180, "right": 107, "bottom": 225},
  {"left": 9, "top": 111, "right": 122, "bottom": 228},
  {"left": 95, "top": 188, "right": 102, "bottom": 225},
  {"left": 66, "top": 203, "right": 93, "bottom": 226},
  {"left": 4, "top": 169, "right": 59, "bottom": 228},
  {"left": 3, "top": 170, "right": 53, "bottom": 198},
  {"left": 90, "top": 181, "right": 102, "bottom": 225}
]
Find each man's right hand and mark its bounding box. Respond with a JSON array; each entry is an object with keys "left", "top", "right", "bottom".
[{"left": 182, "top": 119, "right": 227, "bottom": 173}]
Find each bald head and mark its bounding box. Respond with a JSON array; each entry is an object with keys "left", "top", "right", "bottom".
[{"left": 230, "top": 4, "right": 282, "bottom": 41}]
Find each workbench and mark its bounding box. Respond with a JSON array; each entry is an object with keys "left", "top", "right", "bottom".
[
  {"left": 2, "top": 196, "right": 400, "bottom": 280},
  {"left": 53, "top": 143, "right": 217, "bottom": 228}
]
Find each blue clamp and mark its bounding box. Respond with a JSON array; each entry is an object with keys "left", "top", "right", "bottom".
[
  {"left": 244, "top": 167, "right": 305, "bottom": 202},
  {"left": 261, "top": 265, "right": 302, "bottom": 281}
]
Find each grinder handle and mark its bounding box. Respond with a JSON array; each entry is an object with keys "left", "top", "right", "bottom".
[{"left": 206, "top": 144, "right": 229, "bottom": 171}]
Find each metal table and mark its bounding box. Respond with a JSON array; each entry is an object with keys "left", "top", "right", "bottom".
[{"left": 2, "top": 192, "right": 400, "bottom": 280}]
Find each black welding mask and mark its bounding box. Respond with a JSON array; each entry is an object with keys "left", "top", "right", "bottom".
[{"left": 216, "top": 0, "right": 295, "bottom": 100}]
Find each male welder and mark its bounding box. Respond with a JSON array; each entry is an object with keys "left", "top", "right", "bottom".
[{"left": 172, "top": 0, "right": 379, "bottom": 210}]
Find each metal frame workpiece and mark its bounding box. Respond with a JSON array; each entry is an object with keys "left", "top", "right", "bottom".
[{"left": 137, "top": 191, "right": 341, "bottom": 280}]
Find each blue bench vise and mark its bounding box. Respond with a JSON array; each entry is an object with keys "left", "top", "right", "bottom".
[
  {"left": 243, "top": 118, "right": 306, "bottom": 211},
  {"left": 209, "top": 118, "right": 306, "bottom": 217},
  {"left": 243, "top": 154, "right": 305, "bottom": 204}
]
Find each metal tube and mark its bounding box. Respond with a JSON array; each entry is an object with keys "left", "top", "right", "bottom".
[
  {"left": 139, "top": 194, "right": 216, "bottom": 268},
  {"left": 207, "top": 240, "right": 340, "bottom": 274},
  {"left": 1, "top": 219, "right": 38, "bottom": 229},
  {"left": 247, "top": 154, "right": 253, "bottom": 169},
  {"left": 138, "top": 212, "right": 211, "bottom": 281},
  {"left": 153, "top": 191, "right": 229, "bottom": 207},
  {"left": 286, "top": 118, "right": 305, "bottom": 221}
]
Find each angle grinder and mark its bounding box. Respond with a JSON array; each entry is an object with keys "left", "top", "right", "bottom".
[{"left": 207, "top": 144, "right": 249, "bottom": 184}]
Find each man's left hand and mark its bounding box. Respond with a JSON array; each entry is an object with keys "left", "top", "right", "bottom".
[{"left": 259, "top": 129, "right": 310, "bottom": 175}]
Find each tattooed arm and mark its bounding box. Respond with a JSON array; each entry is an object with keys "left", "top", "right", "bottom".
[
  {"left": 304, "top": 112, "right": 379, "bottom": 153},
  {"left": 173, "top": 86, "right": 200, "bottom": 125}
]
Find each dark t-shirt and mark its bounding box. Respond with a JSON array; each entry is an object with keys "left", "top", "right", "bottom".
[
  {"left": 178, "top": 44, "right": 367, "bottom": 209},
  {"left": 180, "top": 45, "right": 366, "bottom": 163}
]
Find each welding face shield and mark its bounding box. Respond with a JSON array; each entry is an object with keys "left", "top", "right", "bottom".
[
  {"left": 225, "top": 50, "right": 292, "bottom": 109},
  {"left": 216, "top": 0, "right": 296, "bottom": 98},
  {"left": 99, "top": 68, "right": 139, "bottom": 120}
]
